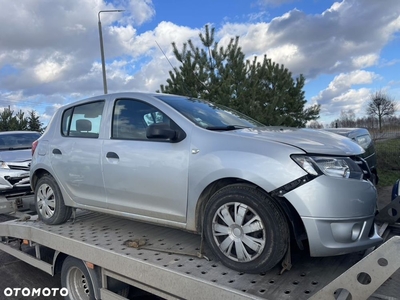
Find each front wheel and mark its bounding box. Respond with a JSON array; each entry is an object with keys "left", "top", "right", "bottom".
[
  {"left": 204, "top": 184, "right": 289, "bottom": 273},
  {"left": 35, "top": 174, "right": 72, "bottom": 225}
]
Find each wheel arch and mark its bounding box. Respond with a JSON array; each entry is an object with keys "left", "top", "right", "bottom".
[
  {"left": 195, "top": 177, "right": 245, "bottom": 232},
  {"left": 195, "top": 178, "right": 307, "bottom": 249},
  {"left": 31, "top": 168, "right": 52, "bottom": 192},
  {"left": 53, "top": 251, "right": 68, "bottom": 275}
]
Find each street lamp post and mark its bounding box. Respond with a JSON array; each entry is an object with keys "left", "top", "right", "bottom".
[{"left": 98, "top": 9, "right": 124, "bottom": 94}]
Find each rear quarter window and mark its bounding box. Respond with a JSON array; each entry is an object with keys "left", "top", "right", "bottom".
[{"left": 61, "top": 101, "right": 105, "bottom": 138}]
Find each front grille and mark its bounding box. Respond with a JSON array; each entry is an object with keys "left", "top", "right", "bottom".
[
  {"left": 353, "top": 156, "right": 372, "bottom": 182},
  {"left": 8, "top": 165, "right": 30, "bottom": 171},
  {"left": 6, "top": 161, "right": 30, "bottom": 171}
]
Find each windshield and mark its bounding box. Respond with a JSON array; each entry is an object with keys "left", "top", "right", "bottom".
[
  {"left": 0, "top": 132, "right": 41, "bottom": 150},
  {"left": 156, "top": 95, "right": 264, "bottom": 129}
]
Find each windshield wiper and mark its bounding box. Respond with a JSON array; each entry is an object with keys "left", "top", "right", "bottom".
[{"left": 206, "top": 125, "right": 249, "bottom": 131}]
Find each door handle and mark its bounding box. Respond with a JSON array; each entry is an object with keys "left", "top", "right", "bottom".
[
  {"left": 106, "top": 152, "right": 119, "bottom": 159},
  {"left": 52, "top": 148, "right": 62, "bottom": 155}
]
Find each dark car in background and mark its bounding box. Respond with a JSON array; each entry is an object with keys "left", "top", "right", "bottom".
[
  {"left": 0, "top": 131, "right": 41, "bottom": 194},
  {"left": 324, "top": 128, "right": 378, "bottom": 184}
]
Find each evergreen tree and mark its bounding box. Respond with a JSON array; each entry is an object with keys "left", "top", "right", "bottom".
[
  {"left": 15, "top": 110, "right": 28, "bottom": 130},
  {"left": 0, "top": 107, "right": 18, "bottom": 131},
  {"left": 27, "top": 110, "right": 43, "bottom": 132},
  {"left": 160, "top": 25, "right": 320, "bottom": 127},
  {"left": 0, "top": 106, "right": 43, "bottom": 132}
]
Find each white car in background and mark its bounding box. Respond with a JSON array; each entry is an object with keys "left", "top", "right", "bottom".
[{"left": 0, "top": 131, "right": 41, "bottom": 194}]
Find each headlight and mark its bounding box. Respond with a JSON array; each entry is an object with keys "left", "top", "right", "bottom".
[
  {"left": 292, "top": 155, "right": 363, "bottom": 180},
  {"left": 0, "top": 161, "right": 10, "bottom": 169}
]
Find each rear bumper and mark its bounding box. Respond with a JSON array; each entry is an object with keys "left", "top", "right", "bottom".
[{"left": 302, "top": 215, "right": 382, "bottom": 256}]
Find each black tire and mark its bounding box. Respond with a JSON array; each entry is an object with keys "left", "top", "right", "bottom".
[
  {"left": 61, "top": 257, "right": 95, "bottom": 300},
  {"left": 204, "top": 184, "right": 289, "bottom": 273},
  {"left": 35, "top": 174, "right": 72, "bottom": 225}
]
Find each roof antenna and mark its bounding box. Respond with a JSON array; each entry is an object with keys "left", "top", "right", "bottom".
[
  {"left": 155, "top": 40, "right": 192, "bottom": 97},
  {"left": 155, "top": 40, "right": 175, "bottom": 71}
]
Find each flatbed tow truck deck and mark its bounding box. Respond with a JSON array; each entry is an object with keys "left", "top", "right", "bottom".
[{"left": 0, "top": 209, "right": 399, "bottom": 300}]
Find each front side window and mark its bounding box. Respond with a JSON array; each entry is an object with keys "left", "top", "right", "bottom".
[
  {"left": 112, "top": 99, "right": 170, "bottom": 140},
  {"left": 61, "top": 101, "right": 105, "bottom": 138}
]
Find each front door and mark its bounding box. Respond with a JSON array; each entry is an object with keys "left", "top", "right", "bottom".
[{"left": 102, "top": 98, "right": 190, "bottom": 223}]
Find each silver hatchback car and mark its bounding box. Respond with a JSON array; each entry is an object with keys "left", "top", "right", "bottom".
[{"left": 30, "top": 92, "right": 382, "bottom": 273}]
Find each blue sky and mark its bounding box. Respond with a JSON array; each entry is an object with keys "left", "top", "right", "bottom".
[{"left": 0, "top": 0, "right": 399, "bottom": 126}]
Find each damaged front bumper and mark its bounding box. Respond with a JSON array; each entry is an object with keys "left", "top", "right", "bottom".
[
  {"left": 0, "top": 169, "right": 31, "bottom": 193},
  {"left": 284, "top": 175, "right": 383, "bottom": 257}
]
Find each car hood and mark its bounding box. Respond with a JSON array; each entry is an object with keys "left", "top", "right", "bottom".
[
  {"left": 230, "top": 127, "right": 364, "bottom": 156},
  {"left": 0, "top": 149, "right": 32, "bottom": 162}
]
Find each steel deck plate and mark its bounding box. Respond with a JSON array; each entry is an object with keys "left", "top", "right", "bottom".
[{"left": 0, "top": 211, "right": 397, "bottom": 299}]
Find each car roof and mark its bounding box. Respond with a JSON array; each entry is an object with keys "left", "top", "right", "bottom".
[
  {"left": 0, "top": 131, "right": 41, "bottom": 136},
  {"left": 58, "top": 92, "right": 188, "bottom": 109},
  {"left": 323, "top": 128, "right": 370, "bottom": 137}
]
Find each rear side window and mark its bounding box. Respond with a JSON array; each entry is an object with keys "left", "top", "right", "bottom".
[
  {"left": 61, "top": 101, "right": 105, "bottom": 138},
  {"left": 112, "top": 99, "right": 170, "bottom": 140}
]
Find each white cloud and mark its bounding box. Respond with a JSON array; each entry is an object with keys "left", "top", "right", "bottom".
[
  {"left": 320, "top": 87, "right": 372, "bottom": 120},
  {"left": 351, "top": 54, "right": 379, "bottom": 69},
  {"left": 218, "top": 1, "right": 400, "bottom": 78},
  {"left": 312, "top": 70, "right": 380, "bottom": 105},
  {"left": 311, "top": 71, "right": 382, "bottom": 121},
  {"left": 123, "top": 0, "right": 155, "bottom": 26},
  {"left": 34, "top": 53, "right": 73, "bottom": 83}
]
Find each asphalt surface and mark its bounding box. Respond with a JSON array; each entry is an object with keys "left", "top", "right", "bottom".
[
  {"left": 0, "top": 214, "right": 63, "bottom": 300},
  {"left": 0, "top": 251, "right": 63, "bottom": 300}
]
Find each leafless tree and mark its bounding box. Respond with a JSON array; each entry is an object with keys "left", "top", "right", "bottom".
[
  {"left": 329, "top": 109, "right": 356, "bottom": 128},
  {"left": 308, "top": 121, "right": 324, "bottom": 129},
  {"left": 366, "top": 90, "right": 397, "bottom": 131}
]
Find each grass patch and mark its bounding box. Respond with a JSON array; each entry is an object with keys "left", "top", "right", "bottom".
[
  {"left": 375, "top": 138, "right": 400, "bottom": 186},
  {"left": 378, "top": 170, "right": 399, "bottom": 187}
]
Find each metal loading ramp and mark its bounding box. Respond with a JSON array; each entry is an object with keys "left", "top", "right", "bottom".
[{"left": 0, "top": 211, "right": 399, "bottom": 300}]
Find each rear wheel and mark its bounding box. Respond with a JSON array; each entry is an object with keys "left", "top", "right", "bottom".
[
  {"left": 61, "top": 257, "right": 95, "bottom": 300},
  {"left": 204, "top": 184, "right": 289, "bottom": 273},
  {"left": 35, "top": 174, "right": 72, "bottom": 225}
]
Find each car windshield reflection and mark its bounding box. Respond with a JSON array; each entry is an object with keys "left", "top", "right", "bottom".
[
  {"left": 156, "top": 95, "right": 264, "bottom": 130},
  {"left": 0, "top": 132, "right": 41, "bottom": 151}
]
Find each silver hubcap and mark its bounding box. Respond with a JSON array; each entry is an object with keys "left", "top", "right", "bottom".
[
  {"left": 67, "top": 267, "right": 90, "bottom": 299},
  {"left": 37, "top": 183, "right": 56, "bottom": 219},
  {"left": 212, "top": 202, "right": 266, "bottom": 262}
]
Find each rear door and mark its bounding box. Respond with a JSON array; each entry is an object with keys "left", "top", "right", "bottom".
[
  {"left": 50, "top": 100, "right": 107, "bottom": 208},
  {"left": 102, "top": 98, "right": 190, "bottom": 223}
]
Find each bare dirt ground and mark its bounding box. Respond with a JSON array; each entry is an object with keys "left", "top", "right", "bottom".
[{"left": 377, "top": 185, "right": 393, "bottom": 210}]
